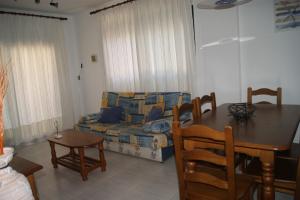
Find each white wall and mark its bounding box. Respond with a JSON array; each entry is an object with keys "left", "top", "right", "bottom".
[
  {"left": 239, "top": 0, "right": 300, "bottom": 105},
  {"left": 73, "top": 10, "right": 106, "bottom": 115},
  {"left": 193, "top": 5, "right": 241, "bottom": 105},
  {"left": 62, "top": 15, "right": 84, "bottom": 125}
]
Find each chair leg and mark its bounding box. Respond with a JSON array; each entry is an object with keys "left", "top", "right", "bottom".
[
  {"left": 256, "top": 185, "right": 262, "bottom": 200},
  {"left": 248, "top": 184, "right": 257, "bottom": 200},
  {"left": 239, "top": 154, "right": 247, "bottom": 172}
]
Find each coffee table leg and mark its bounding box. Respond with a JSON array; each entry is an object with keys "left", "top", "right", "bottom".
[
  {"left": 78, "top": 147, "right": 88, "bottom": 181},
  {"left": 98, "top": 142, "right": 106, "bottom": 171},
  {"left": 70, "top": 147, "right": 75, "bottom": 159},
  {"left": 49, "top": 141, "right": 57, "bottom": 168}
]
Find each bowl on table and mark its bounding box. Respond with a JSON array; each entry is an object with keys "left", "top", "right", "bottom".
[{"left": 228, "top": 103, "right": 256, "bottom": 121}]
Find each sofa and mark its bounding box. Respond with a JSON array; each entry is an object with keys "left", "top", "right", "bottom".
[{"left": 75, "top": 91, "right": 191, "bottom": 162}]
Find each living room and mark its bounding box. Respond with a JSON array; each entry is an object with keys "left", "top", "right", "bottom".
[{"left": 0, "top": 0, "right": 300, "bottom": 199}]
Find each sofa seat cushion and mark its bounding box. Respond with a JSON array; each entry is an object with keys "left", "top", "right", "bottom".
[
  {"left": 120, "top": 124, "right": 170, "bottom": 149},
  {"left": 89, "top": 123, "right": 120, "bottom": 132},
  {"left": 143, "top": 118, "right": 172, "bottom": 133},
  {"left": 87, "top": 123, "right": 170, "bottom": 149}
]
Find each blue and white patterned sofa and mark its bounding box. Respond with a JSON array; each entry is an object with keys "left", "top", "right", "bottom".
[{"left": 75, "top": 92, "right": 191, "bottom": 162}]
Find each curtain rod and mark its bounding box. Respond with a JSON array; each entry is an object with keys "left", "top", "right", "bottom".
[
  {"left": 0, "top": 10, "right": 68, "bottom": 20},
  {"left": 90, "top": 0, "right": 136, "bottom": 15}
]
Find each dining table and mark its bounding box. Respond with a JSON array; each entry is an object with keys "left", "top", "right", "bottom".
[{"left": 194, "top": 103, "right": 300, "bottom": 200}]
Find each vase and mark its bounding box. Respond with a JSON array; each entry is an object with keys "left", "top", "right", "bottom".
[{"left": 0, "top": 147, "right": 34, "bottom": 200}]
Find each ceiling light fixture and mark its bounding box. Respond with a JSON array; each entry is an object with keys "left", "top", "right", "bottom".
[{"left": 197, "top": 0, "right": 253, "bottom": 10}]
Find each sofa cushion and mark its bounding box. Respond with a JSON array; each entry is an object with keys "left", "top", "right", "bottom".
[
  {"left": 79, "top": 113, "right": 100, "bottom": 124},
  {"left": 89, "top": 123, "right": 120, "bottom": 132},
  {"left": 145, "top": 93, "right": 160, "bottom": 104},
  {"left": 99, "top": 106, "right": 123, "bottom": 123},
  {"left": 146, "top": 106, "right": 163, "bottom": 122},
  {"left": 101, "top": 92, "right": 119, "bottom": 107},
  {"left": 163, "top": 92, "right": 181, "bottom": 111},
  {"left": 143, "top": 118, "right": 171, "bottom": 133},
  {"left": 128, "top": 114, "right": 145, "bottom": 124},
  {"left": 179, "top": 111, "right": 192, "bottom": 122},
  {"left": 117, "top": 97, "right": 131, "bottom": 121},
  {"left": 128, "top": 99, "right": 145, "bottom": 114}
]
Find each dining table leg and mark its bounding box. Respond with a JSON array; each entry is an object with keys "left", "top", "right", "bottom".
[{"left": 260, "top": 150, "right": 275, "bottom": 200}]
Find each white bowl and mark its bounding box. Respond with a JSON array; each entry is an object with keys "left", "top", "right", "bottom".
[{"left": 0, "top": 147, "right": 14, "bottom": 168}]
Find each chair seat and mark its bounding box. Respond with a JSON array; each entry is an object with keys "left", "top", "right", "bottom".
[
  {"left": 186, "top": 166, "right": 256, "bottom": 200},
  {"left": 277, "top": 143, "right": 300, "bottom": 160},
  {"left": 243, "top": 158, "right": 297, "bottom": 191}
]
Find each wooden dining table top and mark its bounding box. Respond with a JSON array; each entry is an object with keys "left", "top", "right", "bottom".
[{"left": 195, "top": 103, "right": 300, "bottom": 151}]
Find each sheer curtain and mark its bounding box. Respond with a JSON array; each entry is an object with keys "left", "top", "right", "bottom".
[
  {"left": 0, "top": 15, "right": 74, "bottom": 146},
  {"left": 98, "top": 0, "right": 195, "bottom": 92}
]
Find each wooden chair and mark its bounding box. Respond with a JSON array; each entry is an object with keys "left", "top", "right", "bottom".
[
  {"left": 246, "top": 87, "right": 282, "bottom": 165},
  {"left": 243, "top": 156, "right": 300, "bottom": 199},
  {"left": 195, "top": 93, "right": 245, "bottom": 169},
  {"left": 247, "top": 87, "right": 282, "bottom": 105},
  {"left": 247, "top": 87, "right": 300, "bottom": 161},
  {"left": 195, "top": 92, "right": 216, "bottom": 117},
  {"left": 173, "top": 123, "right": 256, "bottom": 200},
  {"left": 277, "top": 143, "right": 300, "bottom": 161},
  {"left": 172, "top": 99, "right": 199, "bottom": 123},
  {"left": 245, "top": 87, "right": 300, "bottom": 198}
]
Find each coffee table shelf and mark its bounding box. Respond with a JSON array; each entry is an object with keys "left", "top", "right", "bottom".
[{"left": 57, "top": 153, "right": 101, "bottom": 173}]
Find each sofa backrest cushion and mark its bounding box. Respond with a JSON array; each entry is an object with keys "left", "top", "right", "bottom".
[
  {"left": 99, "top": 106, "right": 123, "bottom": 124},
  {"left": 101, "top": 92, "right": 191, "bottom": 123},
  {"left": 146, "top": 106, "right": 163, "bottom": 122}
]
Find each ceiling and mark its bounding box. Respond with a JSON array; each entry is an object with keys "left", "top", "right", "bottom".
[{"left": 0, "top": 0, "right": 110, "bottom": 14}]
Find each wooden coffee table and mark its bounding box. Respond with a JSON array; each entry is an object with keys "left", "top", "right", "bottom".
[{"left": 47, "top": 130, "right": 106, "bottom": 181}]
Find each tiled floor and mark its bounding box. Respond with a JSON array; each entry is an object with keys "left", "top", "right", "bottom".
[{"left": 15, "top": 141, "right": 293, "bottom": 200}]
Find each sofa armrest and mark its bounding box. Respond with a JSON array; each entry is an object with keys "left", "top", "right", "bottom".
[{"left": 78, "top": 113, "right": 100, "bottom": 124}]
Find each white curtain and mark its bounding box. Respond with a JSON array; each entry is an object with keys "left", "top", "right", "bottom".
[
  {"left": 0, "top": 15, "right": 74, "bottom": 146},
  {"left": 98, "top": 0, "right": 195, "bottom": 92}
]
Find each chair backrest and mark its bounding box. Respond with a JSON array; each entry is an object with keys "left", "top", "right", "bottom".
[
  {"left": 296, "top": 156, "right": 300, "bottom": 200},
  {"left": 173, "top": 122, "right": 236, "bottom": 200},
  {"left": 195, "top": 92, "right": 216, "bottom": 117},
  {"left": 172, "top": 99, "right": 199, "bottom": 122},
  {"left": 247, "top": 87, "right": 282, "bottom": 106}
]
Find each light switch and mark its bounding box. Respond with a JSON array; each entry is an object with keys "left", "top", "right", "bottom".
[{"left": 91, "top": 55, "right": 97, "bottom": 62}]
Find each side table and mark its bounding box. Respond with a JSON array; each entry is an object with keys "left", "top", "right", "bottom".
[{"left": 10, "top": 156, "right": 43, "bottom": 200}]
